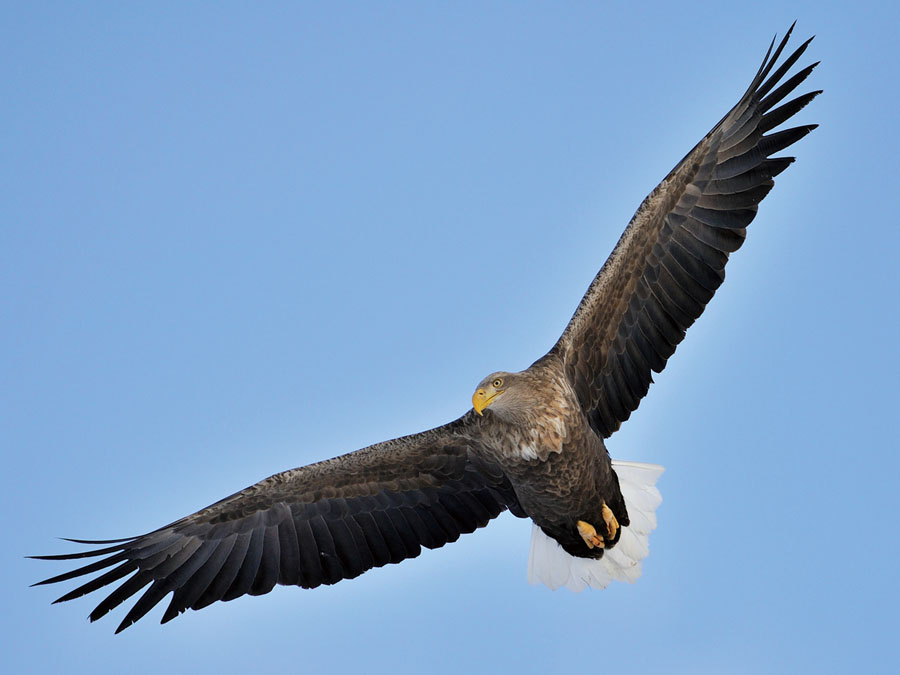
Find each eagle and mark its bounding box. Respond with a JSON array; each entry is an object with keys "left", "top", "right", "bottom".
[{"left": 33, "top": 25, "right": 819, "bottom": 633}]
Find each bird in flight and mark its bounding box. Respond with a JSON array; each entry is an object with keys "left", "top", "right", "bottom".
[{"left": 33, "top": 25, "right": 819, "bottom": 633}]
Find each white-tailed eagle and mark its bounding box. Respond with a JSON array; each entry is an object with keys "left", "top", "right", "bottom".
[{"left": 33, "top": 25, "right": 819, "bottom": 633}]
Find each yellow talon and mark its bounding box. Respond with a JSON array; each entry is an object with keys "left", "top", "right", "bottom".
[
  {"left": 601, "top": 501, "right": 619, "bottom": 540},
  {"left": 577, "top": 520, "right": 605, "bottom": 549}
]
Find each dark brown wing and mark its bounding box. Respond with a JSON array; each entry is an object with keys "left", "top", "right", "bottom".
[
  {"left": 32, "top": 415, "right": 519, "bottom": 633},
  {"left": 550, "top": 25, "right": 820, "bottom": 438}
]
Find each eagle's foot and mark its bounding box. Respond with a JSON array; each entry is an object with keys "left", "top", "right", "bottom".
[
  {"left": 576, "top": 520, "right": 605, "bottom": 549},
  {"left": 601, "top": 501, "right": 619, "bottom": 541}
]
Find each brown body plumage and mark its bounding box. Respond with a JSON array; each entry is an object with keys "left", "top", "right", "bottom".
[
  {"left": 33, "top": 25, "right": 819, "bottom": 632},
  {"left": 472, "top": 359, "right": 628, "bottom": 557}
]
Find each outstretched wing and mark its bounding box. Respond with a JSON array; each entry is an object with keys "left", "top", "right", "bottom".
[
  {"left": 32, "top": 416, "right": 519, "bottom": 633},
  {"left": 551, "top": 25, "right": 820, "bottom": 438}
]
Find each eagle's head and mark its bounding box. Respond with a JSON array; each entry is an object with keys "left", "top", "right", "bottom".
[{"left": 472, "top": 371, "right": 535, "bottom": 422}]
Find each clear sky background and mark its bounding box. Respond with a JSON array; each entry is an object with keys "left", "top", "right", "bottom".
[{"left": 3, "top": 2, "right": 898, "bottom": 674}]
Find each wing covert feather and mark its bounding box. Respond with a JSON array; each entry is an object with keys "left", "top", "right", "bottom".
[{"left": 552, "top": 25, "right": 819, "bottom": 437}]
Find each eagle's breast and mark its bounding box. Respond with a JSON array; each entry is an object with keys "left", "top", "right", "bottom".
[{"left": 516, "top": 414, "right": 568, "bottom": 461}]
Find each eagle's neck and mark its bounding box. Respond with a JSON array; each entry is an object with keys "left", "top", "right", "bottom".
[{"left": 488, "top": 365, "right": 580, "bottom": 463}]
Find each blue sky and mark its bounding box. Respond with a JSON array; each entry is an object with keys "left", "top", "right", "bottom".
[{"left": 3, "top": 3, "right": 898, "bottom": 673}]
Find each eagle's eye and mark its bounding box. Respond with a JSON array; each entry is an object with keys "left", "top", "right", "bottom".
[{"left": 492, "top": 378, "right": 503, "bottom": 388}]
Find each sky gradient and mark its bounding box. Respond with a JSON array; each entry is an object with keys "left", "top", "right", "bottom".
[{"left": 3, "top": 3, "right": 899, "bottom": 674}]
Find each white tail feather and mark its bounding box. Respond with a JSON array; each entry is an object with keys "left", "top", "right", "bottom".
[{"left": 526, "top": 460, "right": 664, "bottom": 592}]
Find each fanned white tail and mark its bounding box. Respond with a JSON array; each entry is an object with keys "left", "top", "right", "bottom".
[{"left": 526, "top": 460, "right": 664, "bottom": 592}]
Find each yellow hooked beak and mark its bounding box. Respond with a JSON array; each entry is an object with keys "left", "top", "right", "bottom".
[{"left": 472, "top": 387, "right": 503, "bottom": 416}]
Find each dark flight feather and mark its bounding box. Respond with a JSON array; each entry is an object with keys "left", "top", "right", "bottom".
[
  {"left": 552, "top": 24, "right": 820, "bottom": 438},
  {"left": 33, "top": 419, "right": 520, "bottom": 630}
]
